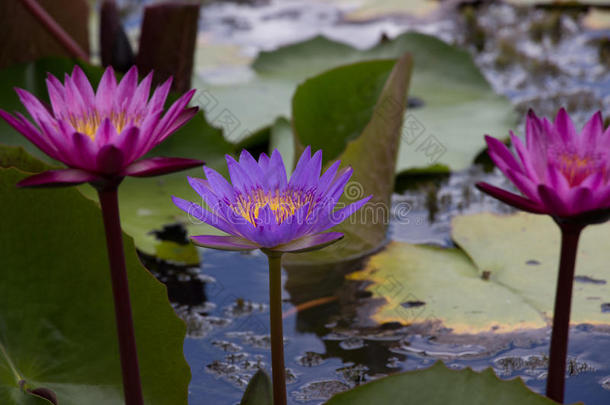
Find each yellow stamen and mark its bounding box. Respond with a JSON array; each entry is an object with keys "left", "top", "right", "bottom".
[
  {"left": 232, "top": 188, "right": 316, "bottom": 225},
  {"left": 69, "top": 110, "right": 139, "bottom": 140}
]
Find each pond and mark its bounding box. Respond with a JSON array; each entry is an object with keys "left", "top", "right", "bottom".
[{"left": 119, "top": 0, "right": 610, "bottom": 403}]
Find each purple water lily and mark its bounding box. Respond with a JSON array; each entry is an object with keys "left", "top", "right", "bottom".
[
  {"left": 173, "top": 146, "right": 371, "bottom": 253},
  {"left": 173, "top": 146, "right": 370, "bottom": 405},
  {"left": 0, "top": 65, "right": 202, "bottom": 187}
]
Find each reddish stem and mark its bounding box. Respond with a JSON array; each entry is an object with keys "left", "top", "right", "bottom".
[
  {"left": 19, "top": 0, "right": 89, "bottom": 61},
  {"left": 266, "top": 252, "right": 287, "bottom": 405},
  {"left": 545, "top": 223, "right": 583, "bottom": 403},
  {"left": 98, "top": 186, "right": 144, "bottom": 405}
]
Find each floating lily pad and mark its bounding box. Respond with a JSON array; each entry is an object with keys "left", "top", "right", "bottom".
[
  {"left": 328, "top": 0, "right": 441, "bottom": 21},
  {"left": 452, "top": 212, "right": 610, "bottom": 326},
  {"left": 201, "top": 32, "right": 515, "bottom": 173},
  {"left": 347, "top": 241, "right": 545, "bottom": 334},
  {"left": 0, "top": 147, "right": 190, "bottom": 404},
  {"left": 325, "top": 361, "right": 566, "bottom": 405}
]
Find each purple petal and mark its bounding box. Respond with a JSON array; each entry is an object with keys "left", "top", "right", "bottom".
[
  {"left": 124, "top": 157, "right": 203, "bottom": 177},
  {"left": 112, "top": 127, "right": 140, "bottom": 163},
  {"left": 273, "top": 232, "right": 344, "bottom": 253},
  {"left": 172, "top": 196, "right": 235, "bottom": 234},
  {"left": 265, "top": 149, "right": 288, "bottom": 190},
  {"left": 288, "top": 146, "right": 312, "bottom": 187},
  {"left": 45, "top": 74, "right": 67, "bottom": 118},
  {"left": 317, "top": 160, "right": 341, "bottom": 193},
  {"left": 238, "top": 149, "right": 264, "bottom": 185},
  {"left": 190, "top": 235, "right": 259, "bottom": 251},
  {"left": 476, "top": 182, "right": 546, "bottom": 214},
  {"left": 204, "top": 166, "right": 235, "bottom": 201},
  {"left": 317, "top": 195, "right": 372, "bottom": 232},
  {"left": 226, "top": 154, "right": 254, "bottom": 192},
  {"left": 17, "top": 169, "right": 99, "bottom": 187},
  {"left": 146, "top": 77, "right": 172, "bottom": 114}
]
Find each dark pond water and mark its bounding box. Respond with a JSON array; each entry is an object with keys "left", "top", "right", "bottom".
[{"left": 121, "top": 0, "right": 610, "bottom": 403}]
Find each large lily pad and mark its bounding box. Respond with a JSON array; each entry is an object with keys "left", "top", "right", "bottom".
[
  {"left": 0, "top": 147, "right": 190, "bottom": 404},
  {"left": 325, "top": 361, "right": 565, "bottom": 405},
  {"left": 347, "top": 241, "right": 546, "bottom": 334},
  {"left": 201, "top": 32, "right": 515, "bottom": 173},
  {"left": 452, "top": 212, "right": 610, "bottom": 326},
  {"left": 286, "top": 55, "right": 412, "bottom": 264}
]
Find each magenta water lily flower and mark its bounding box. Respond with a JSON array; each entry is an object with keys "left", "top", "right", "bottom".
[
  {"left": 478, "top": 107, "right": 610, "bottom": 403},
  {"left": 478, "top": 108, "right": 610, "bottom": 219},
  {"left": 0, "top": 65, "right": 202, "bottom": 187},
  {"left": 173, "top": 147, "right": 371, "bottom": 252}
]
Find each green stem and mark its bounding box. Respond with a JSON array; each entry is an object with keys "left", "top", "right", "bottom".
[
  {"left": 97, "top": 186, "right": 144, "bottom": 405},
  {"left": 266, "top": 252, "right": 287, "bottom": 405},
  {"left": 545, "top": 223, "right": 584, "bottom": 403}
]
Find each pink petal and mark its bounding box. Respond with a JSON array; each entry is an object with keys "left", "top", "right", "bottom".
[
  {"left": 71, "top": 65, "right": 96, "bottom": 108},
  {"left": 123, "top": 157, "right": 203, "bottom": 177},
  {"left": 71, "top": 132, "right": 98, "bottom": 171},
  {"left": 537, "top": 184, "right": 569, "bottom": 217},
  {"left": 272, "top": 232, "right": 344, "bottom": 253},
  {"left": 476, "top": 182, "right": 546, "bottom": 214},
  {"left": 580, "top": 111, "right": 603, "bottom": 149},
  {"left": 17, "top": 169, "right": 99, "bottom": 187},
  {"left": 127, "top": 71, "right": 153, "bottom": 117},
  {"left": 96, "top": 144, "right": 125, "bottom": 174},
  {"left": 112, "top": 127, "right": 140, "bottom": 163},
  {"left": 96, "top": 67, "right": 117, "bottom": 115},
  {"left": 554, "top": 107, "right": 577, "bottom": 143},
  {"left": 45, "top": 74, "right": 67, "bottom": 118},
  {"left": 115, "top": 66, "right": 138, "bottom": 110},
  {"left": 0, "top": 110, "right": 58, "bottom": 160},
  {"left": 190, "top": 235, "right": 260, "bottom": 251},
  {"left": 484, "top": 135, "right": 523, "bottom": 175}
]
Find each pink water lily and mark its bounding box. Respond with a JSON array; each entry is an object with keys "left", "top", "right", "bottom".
[
  {"left": 0, "top": 65, "right": 202, "bottom": 187},
  {"left": 478, "top": 108, "right": 610, "bottom": 219}
]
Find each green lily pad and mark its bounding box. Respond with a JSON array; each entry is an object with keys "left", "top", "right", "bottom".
[
  {"left": 452, "top": 212, "right": 610, "bottom": 326},
  {"left": 0, "top": 147, "right": 190, "bottom": 404},
  {"left": 239, "top": 370, "right": 273, "bottom": 405},
  {"left": 325, "top": 361, "right": 567, "bottom": 405},
  {"left": 348, "top": 241, "right": 545, "bottom": 334},
  {"left": 286, "top": 55, "right": 412, "bottom": 264},
  {"left": 201, "top": 32, "right": 515, "bottom": 173}
]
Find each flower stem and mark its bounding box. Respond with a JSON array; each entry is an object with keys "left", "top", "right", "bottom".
[
  {"left": 97, "top": 186, "right": 144, "bottom": 405},
  {"left": 266, "top": 252, "right": 287, "bottom": 405},
  {"left": 19, "top": 0, "right": 89, "bottom": 61},
  {"left": 546, "top": 223, "right": 584, "bottom": 403}
]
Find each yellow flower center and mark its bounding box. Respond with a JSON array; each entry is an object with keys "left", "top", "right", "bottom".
[
  {"left": 68, "top": 111, "right": 138, "bottom": 140},
  {"left": 232, "top": 188, "right": 316, "bottom": 225},
  {"left": 557, "top": 152, "right": 598, "bottom": 186}
]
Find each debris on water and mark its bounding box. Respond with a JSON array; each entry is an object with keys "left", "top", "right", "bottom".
[
  {"left": 601, "top": 376, "right": 610, "bottom": 391},
  {"left": 526, "top": 259, "right": 541, "bottom": 265},
  {"left": 297, "top": 351, "right": 326, "bottom": 367},
  {"left": 292, "top": 380, "right": 351, "bottom": 402},
  {"left": 337, "top": 364, "right": 369, "bottom": 386},
  {"left": 223, "top": 298, "right": 267, "bottom": 317},
  {"left": 339, "top": 337, "right": 365, "bottom": 350},
  {"left": 601, "top": 303, "right": 610, "bottom": 313},
  {"left": 481, "top": 270, "right": 491, "bottom": 280},
  {"left": 212, "top": 340, "right": 243, "bottom": 352},
  {"left": 401, "top": 300, "right": 426, "bottom": 309},
  {"left": 574, "top": 276, "right": 607, "bottom": 285}
]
